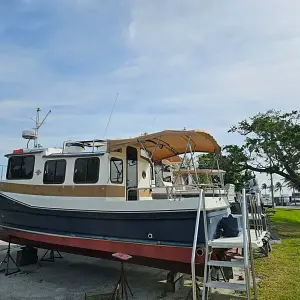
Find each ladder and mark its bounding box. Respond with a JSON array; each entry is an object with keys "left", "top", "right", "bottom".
[{"left": 191, "top": 189, "right": 259, "bottom": 300}]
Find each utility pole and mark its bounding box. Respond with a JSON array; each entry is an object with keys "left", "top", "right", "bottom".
[
  {"left": 269, "top": 157, "right": 275, "bottom": 208},
  {"left": 270, "top": 172, "right": 275, "bottom": 208}
]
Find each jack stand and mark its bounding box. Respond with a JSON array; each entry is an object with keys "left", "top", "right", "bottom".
[
  {"left": 0, "top": 240, "right": 20, "bottom": 276},
  {"left": 185, "top": 277, "right": 202, "bottom": 300},
  {"left": 111, "top": 253, "right": 134, "bottom": 300},
  {"left": 40, "top": 249, "right": 63, "bottom": 262},
  {"left": 211, "top": 266, "right": 228, "bottom": 282}
]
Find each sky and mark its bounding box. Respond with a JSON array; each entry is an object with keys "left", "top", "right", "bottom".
[{"left": 0, "top": 0, "right": 299, "bottom": 194}]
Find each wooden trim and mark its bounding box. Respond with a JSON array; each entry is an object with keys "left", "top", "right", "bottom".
[
  {"left": 139, "top": 189, "right": 152, "bottom": 198},
  {"left": 0, "top": 182, "right": 125, "bottom": 197}
]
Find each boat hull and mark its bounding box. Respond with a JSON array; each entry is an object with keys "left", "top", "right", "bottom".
[
  {"left": 0, "top": 227, "right": 209, "bottom": 275},
  {"left": 0, "top": 193, "right": 229, "bottom": 275}
]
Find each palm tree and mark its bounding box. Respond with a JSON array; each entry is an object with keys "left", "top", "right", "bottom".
[
  {"left": 275, "top": 182, "right": 283, "bottom": 195},
  {"left": 283, "top": 179, "right": 299, "bottom": 191},
  {"left": 261, "top": 183, "right": 267, "bottom": 195},
  {"left": 275, "top": 182, "right": 283, "bottom": 205}
]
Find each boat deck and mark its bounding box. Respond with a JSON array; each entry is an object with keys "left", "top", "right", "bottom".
[{"left": 208, "top": 230, "right": 267, "bottom": 249}]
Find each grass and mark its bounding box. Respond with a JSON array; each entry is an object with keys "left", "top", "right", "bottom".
[{"left": 255, "top": 209, "right": 300, "bottom": 300}]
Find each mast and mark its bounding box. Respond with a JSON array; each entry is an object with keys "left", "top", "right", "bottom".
[
  {"left": 32, "top": 108, "right": 51, "bottom": 148},
  {"left": 34, "top": 108, "right": 40, "bottom": 148}
]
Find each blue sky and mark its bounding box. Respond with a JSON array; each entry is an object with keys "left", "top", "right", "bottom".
[{"left": 0, "top": 0, "right": 299, "bottom": 193}]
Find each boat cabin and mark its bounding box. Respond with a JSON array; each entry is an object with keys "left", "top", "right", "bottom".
[
  {"left": 1, "top": 142, "right": 154, "bottom": 201},
  {"left": 0, "top": 130, "right": 222, "bottom": 201}
]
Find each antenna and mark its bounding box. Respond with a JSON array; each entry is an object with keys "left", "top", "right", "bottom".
[
  {"left": 32, "top": 108, "right": 51, "bottom": 148},
  {"left": 103, "top": 93, "right": 119, "bottom": 139},
  {"left": 151, "top": 116, "right": 157, "bottom": 131}
]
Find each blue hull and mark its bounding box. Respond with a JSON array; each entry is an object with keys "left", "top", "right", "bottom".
[{"left": 0, "top": 194, "right": 228, "bottom": 247}]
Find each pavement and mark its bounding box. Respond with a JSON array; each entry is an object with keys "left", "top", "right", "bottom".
[
  {"left": 0, "top": 241, "right": 17, "bottom": 251},
  {"left": 0, "top": 241, "right": 8, "bottom": 251},
  {"left": 276, "top": 205, "right": 300, "bottom": 209},
  {"left": 0, "top": 246, "right": 247, "bottom": 300}
]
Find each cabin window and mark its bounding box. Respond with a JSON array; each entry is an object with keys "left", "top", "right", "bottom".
[
  {"left": 74, "top": 157, "right": 100, "bottom": 184},
  {"left": 6, "top": 155, "right": 35, "bottom": 180},
  {"left": 110, "top": 158, "right": 123, "bottom": 184},
  {"left": 43, "top": 160, "right": 66, "bottom": 184}
]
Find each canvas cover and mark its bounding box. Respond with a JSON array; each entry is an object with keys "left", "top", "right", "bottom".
[{"left": 107, "top": 130, "right": 221, "bottom": 161}]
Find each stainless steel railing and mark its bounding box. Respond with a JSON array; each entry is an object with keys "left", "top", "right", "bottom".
[
  {"left": 0, "top": 165, "right": 7, "bottom": 180},
  {"left": 191, "top": 189, "right": 204, "bottom": 300},
  {"left": 247, "top": 192, "right": 265, "bottom": 239},
  {"left": 127, "top": 183, "right": 228, "bottom": 201},
  {"left": 242, "top": 189, "right": 252, "bottom": 300},
  {"left": 127, "top": 185, "right": 202, "bottom": 200}
]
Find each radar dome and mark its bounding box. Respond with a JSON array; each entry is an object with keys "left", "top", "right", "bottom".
[{"left": 22, "top": 130, "right": 37, "bottom": 140}]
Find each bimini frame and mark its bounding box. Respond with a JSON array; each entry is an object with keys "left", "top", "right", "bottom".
[{"left": 106, "top": 130, "right": 222, "bottom": 199}]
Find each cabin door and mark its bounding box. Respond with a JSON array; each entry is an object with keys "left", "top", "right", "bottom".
[{"left": 126, "top": 146, "right": 138, "bottom": 200}]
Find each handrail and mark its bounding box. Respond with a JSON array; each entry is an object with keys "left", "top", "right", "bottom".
[
  {"left": 249, "top": 194, "right": 258, "bottom": 240},
  {"left": 0, "top": 165, "right": 7, "bottom": 180},
  {"left": 191, "top": 189, "right": 203, "bottom": 300},
  {"left": 127, "top": 183, "right": 230, "bottom": 201},
  {"left": 257, "top": 193, "right": 265, "bottom": 233},
  {"left": 242, "top": 189, "right": 251, "bottom": 300},
  {"left": 127, "top": 185, "right": 204, "bottom": 200},
  {"left": 247, "top": 192, "right": 265, "bottom": 238},
  {"left": 201, "top": 189, "right": 210, "bottom": 300}
]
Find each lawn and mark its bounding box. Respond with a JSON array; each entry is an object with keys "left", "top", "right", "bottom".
[{"left": 255, "top": 209, "right": 300, "bottom": 300}]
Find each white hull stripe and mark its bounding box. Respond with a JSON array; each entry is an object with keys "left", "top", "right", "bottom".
[{"left": 0, "top": 191, "right": 229, "bottom": 213}]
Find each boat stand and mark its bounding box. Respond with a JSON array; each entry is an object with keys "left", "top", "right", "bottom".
[
  {"left": 40, "top": 249, "right": 63, "bottom": 262},
  {"left": 211, "top": 265, "right": 228, "bottom": 282},
  {"left": 0, "top": 240, "right": 20, "bottom": 276},
  {"left": 110, "top": 253, "right": 134, "bottom": 300},
  {"left": 185, "top": 277, "right": 202, "bottom": 299}
]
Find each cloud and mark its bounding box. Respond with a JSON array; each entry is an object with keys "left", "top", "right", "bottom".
[
  {"left": 124, "top": 0, "right": 300, "bottom": 105},
  {"left": 0, "top": 0, "right": 299, "bottom": 193}
]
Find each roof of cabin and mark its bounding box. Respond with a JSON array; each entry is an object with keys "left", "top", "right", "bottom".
[{"left": 107, "top": 130, "right": 221, "bottom": 161}]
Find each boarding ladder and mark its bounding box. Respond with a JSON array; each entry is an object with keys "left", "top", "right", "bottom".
[{"left": 191, "top": 189, "right": 263, "bottom": 300}]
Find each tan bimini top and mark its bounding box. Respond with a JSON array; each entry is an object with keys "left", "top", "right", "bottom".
[{"left": 107, "top": 130, "right": 221, "bottom": 161}]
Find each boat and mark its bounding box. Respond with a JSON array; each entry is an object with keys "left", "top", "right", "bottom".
[{"left": 0, "top": 120, "right": 231, "bottom": 275}]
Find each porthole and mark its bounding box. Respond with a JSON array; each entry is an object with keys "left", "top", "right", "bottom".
[{"left": 142, "top": 170, "right": 147, "bottom": 179}]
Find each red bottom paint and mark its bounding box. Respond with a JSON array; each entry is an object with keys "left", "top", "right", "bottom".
[{"left": 0, "top": 229, "right": 210, "bottom": 275}]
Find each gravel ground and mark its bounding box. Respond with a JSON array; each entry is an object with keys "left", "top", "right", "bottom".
[{"left": 0, "top": 243, "right": 247, "bottom": 300}]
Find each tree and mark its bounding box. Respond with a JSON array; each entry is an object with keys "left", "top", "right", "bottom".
[
  {"left": 197, "top": 153, "right": 255, "bottom": 192},
  {"left": 275, "top": 182, "right": 283, "bottom": 195},
  {"left": 225, "top": 110, "right": 300, "bottom": 191},
  {"left": 261, "top": 183, "right": 267, "bottom": 195},
  {"left": 283, "top": 178, "right": 300, "bottom": 192}
]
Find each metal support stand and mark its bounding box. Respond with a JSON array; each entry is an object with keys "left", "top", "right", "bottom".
[
  {"left": 40, "top": 249, "right": 63, "bottom": 262},
  {"left": 211, "top": 266, "right": 228, "bottom": 282},
  {"left": 185, "top": 277, "right": 202, "bottom": 300},
  {"left": 0, "top": 240, "right": 20, "bottom": 276},
  {"left": 110, "top": 262, "right": 134, "bottom": 300},
  {"left": 260, "top": 239, "right": 272, "bottom": 257}
]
